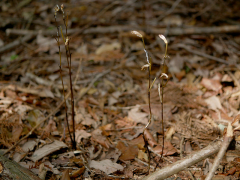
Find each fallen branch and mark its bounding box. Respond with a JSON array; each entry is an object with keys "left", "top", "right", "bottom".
[
  {"left": 142, "top": 139, "right": 222, "bottom": 180},
  {"left": 0, "top": 154, "right": 41, "bottom": 180},
  {"left": 176, "top": 44, "right": 231, "bottom": 65},
  {"left": 6, "top": 25, "right": 240, "bottom": 37},
  {"left": 205, "top": 123, "right": 233, "bottom": 180}
]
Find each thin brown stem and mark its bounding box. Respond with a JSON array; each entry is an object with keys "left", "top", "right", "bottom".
[
  {"left": 160, "top": 78, "right": 164, "bottom": 160},
  {"left": 63, "top": 12, "right": 76, "bottom": 150},
  {"left": 54, "top": 15, "right": 74, "bottom": 145}
]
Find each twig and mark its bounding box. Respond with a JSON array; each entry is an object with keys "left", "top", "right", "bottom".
[
  {"left": 142, "top": 139, "right": 222, "bottom": 180},
  {"left": 205, "top": 123, "right": 233, "bottom": 180},
  {"left": 176, "top": 44, "right": 231, "bottom": 65},
  {"left": 0, "top": 34, "right": 33, "bottom": 54},
  {"left": 188, "top": 170, "right": 196, "bottom": 180},
  {"left": 7, "top": 25, "right": 240, "bottom": 36},
  {"left": 134, "top": 158, "right": 155, "bottom": 169}
]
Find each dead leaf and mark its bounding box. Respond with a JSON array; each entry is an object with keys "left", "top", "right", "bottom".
[
  {"left": 70, "top": 167, "right": 85, "bottom": 178},
  {"left": 130, "top": 135, "right": 145, "bottom": 150},
  {"left": 100, "top": 123, "right": 112, "bottom": 136},
  {"left": 138, "top": 150, "right": 148, "bottom": 162},
  {"left": 165, "top": 127, "right": 175, "bottom": 141},
  {"left": 96, "top": 42, "right": 121, "bottom": 55},
  {"left": 91, "top": 129, "right": 111, "bottom": 148},
  {"left": 144, "top": 129, "right": 177, "bottom": 156},
  {"left": 201, "top": 77, "right": 222, "bottom": 92},
  {"left": 108, "top": 91, "right": 122, "bottom": 106},
  {"left": 30, "top": 140, "right": 68, "bottom": 162},
  {"left": 89, "top": 159, "right": 123, "bottom": 174},
  {"left": 12, "top": 125, "right": 23, "bottom": 142},
  {"left": 44, "top": 118, "right": 58, "bottom": 137},
  {"left": 152, "top": 141, "right": 178, "bottom": 156},
  {"left": 116, "top": 141, "right": 138, "bottom": 161},
  {"left": 128, "top": 105, "right": 148, "bottom": 124},
  {"left": 204, "top": 95, "right": 223, "bottom": 111},
  {"left": 61, "top": 169, "right": 71, "bottom": 180},
  {"left": 75, "top": 129, "right": 91, "bottom": 143},
  {"left": 104, "top": 147, "right": 122, "bottom": 163},
  {"left": 21, "top": 139, "right": 37, "bottom": 152}
]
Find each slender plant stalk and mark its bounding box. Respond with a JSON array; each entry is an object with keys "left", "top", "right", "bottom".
[
  {"left": 54, "top": 5, "right": 76, "bottom": 150},
  {"left": 157, "top": 34, "right": 169, "bottom": 166},
  {"left": 131, "top": 31, "right": 153, "bottom": 172},
  {"left": 62, "top": 6, "right": 76, "bottom": 150}
]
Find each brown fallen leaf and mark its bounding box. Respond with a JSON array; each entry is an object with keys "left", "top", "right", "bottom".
[
  {"left": 30, "top": 140, "right": 68, "bottom": 162},
  {"left": 130, "top": 135, "right": 145, "bottom": 150},
  {"left": 138, "top": 150, "right": 148, "bottom": 161},
  {"left": 12, "top": 125, "right": 23, "bottom": 142},
  {"left": 100, "top": 123, "right": 113, "bottom": 136},
  {"left": 61, "top": 169, "right": 71, "bottom": 180},
  {"left": 152, "top": 141, "right": 178, "bottom": 156},
  {"left": 128, "top": 105, "right": 148, "bottom": 124},
  {"left": 75, "top": 129, "right": 91, "bottom": 143},
  {"left": 201, "top": 77, "right": 222, "bottom": 92},
  {"left": 116, "top": 141, "right": 138, "bottom": 161},
  {"left": 70, "top": 167, "right": 85, "bottom": 178},
  {"left": 91, "top": 129, "right": 111, "bottom": 148},
  {"left": 89, "top": 159, "right": 123, "bottom": 174},
  {"left": 204, "top": 95, "right": 223, "bottom": 111}
]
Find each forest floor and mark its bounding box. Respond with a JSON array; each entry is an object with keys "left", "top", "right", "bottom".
[{"left": 1, "top": 0, "right": 240, "bottom": 179}]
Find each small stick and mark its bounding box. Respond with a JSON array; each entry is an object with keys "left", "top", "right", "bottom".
[
  {"left": 176, "top": 44, "right": 231, "bottom": 65},
  {"left": 142, "top": 139, "right": 222, "bottom": 180},
  {"left": 205, "top": 123, "right": 233, "bottom": 180},
  {"left": 135, "top": 158, "right": 155, "bottom": 169}
]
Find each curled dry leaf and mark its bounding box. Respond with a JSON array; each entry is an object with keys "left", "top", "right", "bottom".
[{"left": 75, "top": 129, "right": 91, "bottom": 143}]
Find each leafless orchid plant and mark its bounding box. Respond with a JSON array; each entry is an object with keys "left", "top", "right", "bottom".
[
  {"left": 131, "top": 31, "right": 169, "bottom": 171},
  {"left": 54, "top": 4, "right": 76, "bottom": 150}
]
